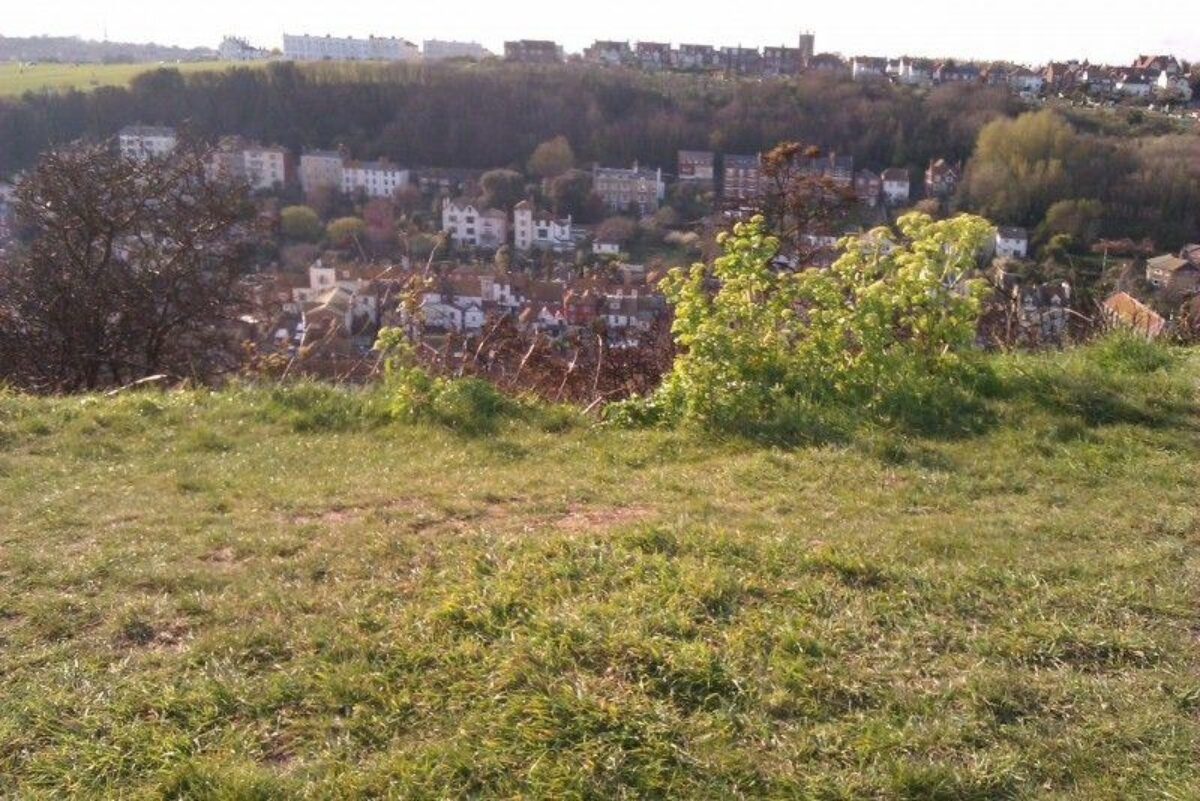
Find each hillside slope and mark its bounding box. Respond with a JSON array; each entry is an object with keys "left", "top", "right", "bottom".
[{"left": 1, "top": 344, "right": 1198, "bottom": 798}]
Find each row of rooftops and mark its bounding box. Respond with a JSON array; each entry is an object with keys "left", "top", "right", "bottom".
[
  {"left": 509, "top": 37, "right": 1195, "bottom": 84},
  {"left": 268, "top": 261, "right": 669, "bottom": 337},
  {"left": 1040, "top": 57, "right": 1190, "bottom": 88}
]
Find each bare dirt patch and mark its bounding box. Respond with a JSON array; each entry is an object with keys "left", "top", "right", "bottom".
[
  {"left": 554, "top": 505, "right": 653, "bottom": 534},
  {"left": 202, "top": 546, "right": 238, "bottom": 564},
  {"left": 118, "top": 619, "right": 191, "bottom": 652}
]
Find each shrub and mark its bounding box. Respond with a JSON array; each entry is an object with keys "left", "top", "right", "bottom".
[
  {"left": 634, "top": 213, "right": 995, "bottom": 436},
  {"left": 376, "top": 328, "right": 511, "bottom": 435},
  {"left": 1087, "top": 331, "right": 1176, "bottom": 374}
]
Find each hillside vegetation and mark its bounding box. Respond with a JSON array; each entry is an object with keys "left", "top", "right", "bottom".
[{"left": 1, "top": 338, "right": 1198, "bottom": 798}]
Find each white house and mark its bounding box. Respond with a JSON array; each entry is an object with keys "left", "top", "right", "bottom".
[
  {"left": 419, "top": 276, "right": 487, "bottom": 333},
  {"left": 513, "top": 201, "right": 574, "bottom": 252},
  {"left": 995, "top": 227, "right": 1030, "bottom": 260},
  {"left": 443, "top": 199, "right": 507, "bottom": 249},
  {"left": 1008, "top": 69, "right": 1045, "bottom": 95},
  {"left": 342, "top": 161, "right": 410, "bottom": 198},
  {"left": 421, "top": 296, "right": 486, "bottom": 333},
  {"left": 1156, "top": 70, "right": 1194, "bottom": 101},
  {"left": 218, "top": 36, "right": 270, "bottom": 61},
  {"left": 897, "top": 58, "right": 932, "bottom": 86},
  {"left": 851, "top": 57, "right": 888, "bottom": 81},
  {"left": 292, "top": 261, "right": 371, "bottom": 301},
  {"left": 289, "top": 261, "right": 378, "bottom": 332},
  {"left": 881, "top": 168, "right": 910, "bottom": 205},
  {"left": 119, "top": 126, "right": 177, "bottom": 162},
  {"left": 443, "top": 199, "right": 482, "bottom": 246}
]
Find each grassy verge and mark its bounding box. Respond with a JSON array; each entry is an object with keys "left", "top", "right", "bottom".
[{"left": 1, "top": 340, "right": 1198, "bottom": 798}]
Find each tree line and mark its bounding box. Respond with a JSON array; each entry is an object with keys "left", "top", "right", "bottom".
[
  {"left": 959, "top": 110, "right": 1200, "bottom": 251},
  {"left": 0, "top": 61, "right": 1019, "bottom": 179}
]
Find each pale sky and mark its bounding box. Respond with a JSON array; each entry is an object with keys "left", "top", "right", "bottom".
[{"left": 3, "top": 0, "right": 1198, "bottom": 65}]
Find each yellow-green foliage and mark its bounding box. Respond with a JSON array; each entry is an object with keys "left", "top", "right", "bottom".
[
  {"left": 640, "top": 213, "right": 995, "bottom": 434},
  {"left": 377, "top": 328, "right": 511, "bottom": 435}
]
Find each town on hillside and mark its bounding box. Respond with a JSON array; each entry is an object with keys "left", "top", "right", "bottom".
[
  {"left": 2, "top": 29, "right": 1198, "bottom": 377},
  {"left": 2, "top": 117, "right": 1185, "bottom": 378}
]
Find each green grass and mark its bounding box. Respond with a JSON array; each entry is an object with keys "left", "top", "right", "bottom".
[
  {"left": 1, "top": 342, "right": 1199, "bottom": 798},
  {"left": 0, "top": 61, "right": 246, "bottom": 98}
]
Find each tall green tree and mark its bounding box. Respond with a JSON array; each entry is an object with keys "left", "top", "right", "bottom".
[
  {"left": 548, "top": 169, "right": 601, "bottom": 220},
  {"left": 280, "top": 205, "right": 323, "bottom": 243},
  {"left": 480, "top": 169, "right": 527, "bottom": 210},
  {"left": 527, "top": 135, "right": 575, "bottom": 180},
  {"left": 326, "top": 216, "right": 366, "bottom": 248},
  {"left": 1037, "top": 198, "right": 1104, "bottom": 250},
  {"left": 960, "top": 110, "right": 1121, "bottom": 228}
]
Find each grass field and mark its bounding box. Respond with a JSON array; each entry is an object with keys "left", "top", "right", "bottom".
[
  {"left": 0, "top": 61, "right": 241, "bottom": 98},
  {"left": 1, "top": 342, "right": 1199, "bottom": 798}
]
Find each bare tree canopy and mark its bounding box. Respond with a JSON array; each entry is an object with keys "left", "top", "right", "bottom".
[
  {"left": 757, "top": 142, "right": 857, "bottom": 261},
  {"left": 0, "top": 140, "right": 258, "bottom": 392}
]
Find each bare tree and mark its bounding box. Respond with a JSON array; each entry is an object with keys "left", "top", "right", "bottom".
[
  {"left": 757, "top": 142, "right": 857, "bottom": 263},
  {"left": 0, "top": 139, "right": 259, "bottom": 392}
]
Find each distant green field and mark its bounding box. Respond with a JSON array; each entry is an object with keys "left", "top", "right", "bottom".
[{"left": 0, "top": 61, "right": 243, "bottom": 97}]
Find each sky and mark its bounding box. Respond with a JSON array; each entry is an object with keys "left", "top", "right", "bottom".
[{"left": 3, "top": 0, "right": 1199, "bottom": 65}]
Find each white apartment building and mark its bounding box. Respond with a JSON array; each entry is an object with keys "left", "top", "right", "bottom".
[
  {"left": 513, "top": 201, "right": 573, "bottom": 252},
  {"left": 299, "top": 151, "right": 345, "bottom": 194},
  {"left": 342, "top": 161, "right": 410, "bottom": 198},
  {"left": 208, "top": 142, "right": 291, "bottom": 190},
  {"left": 242, "top": 146, "right": 290, "bottom": 190},
  {"left": 119, "top": 126, "right": 178, "bottom": 161},
  {"left": 282, "top": 33, "right": 419, "bottom": 62},
  {"left": 422, "top": 40, "right": 490, "bottom": 61}
]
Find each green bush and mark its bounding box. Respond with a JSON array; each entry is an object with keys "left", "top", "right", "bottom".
[
  {"left": 1087, "top": 331, "right": 1176, "bottom": 375},
  {"left": 625, "top": 213, "right": 996, "bottom": 438},
  {"left": 376, "top": 328, "right": 512, "bottom": 435}
]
